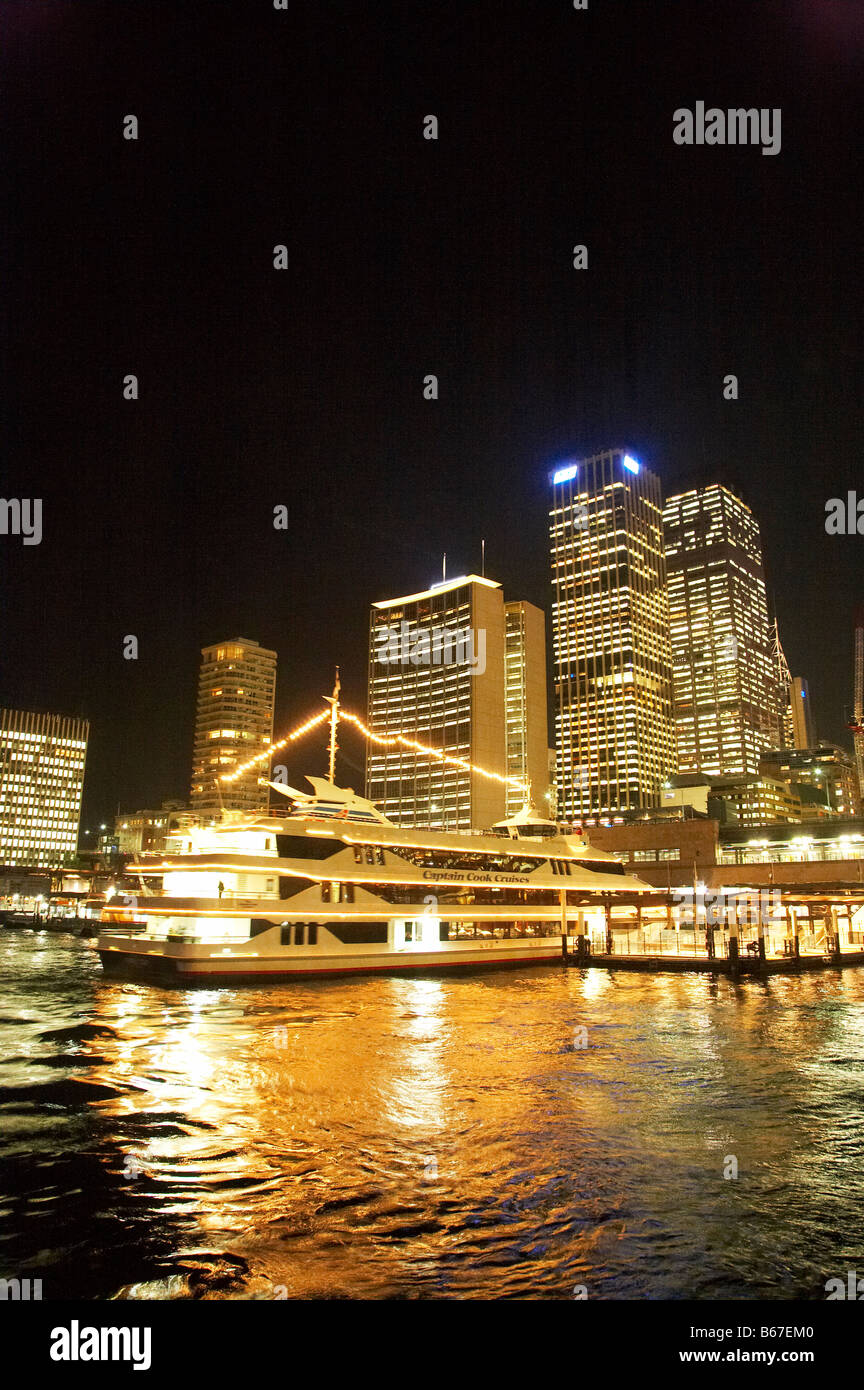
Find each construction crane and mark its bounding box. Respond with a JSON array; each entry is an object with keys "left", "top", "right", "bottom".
[{"left": 771, "top": 618, "right": 793, "bottom": 748}]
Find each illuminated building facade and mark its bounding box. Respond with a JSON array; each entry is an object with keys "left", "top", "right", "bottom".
[
  {"left": 115, "top": 800, "right": 190, "bottom": 855},
  {"left": 550, "top": 448, "right": 675, "bottom": 819},
  {"left": 760, "top": 745, "right": 861, "bottom": 818},
  {"left": 366, "top": 575, "right": 512, "bottom": 829},
  {"left": 504, "top": 600, "right": 550, "bottom": 816},
  {"left": 790, "top": 677, "right": 815, "bottom": 749},
  {"left": 663, "top": 485, "right": 779, "bottom": 779},
  {"left": 190, "top": 638, "right": 277, "bottom": 816},
  {"left": 0, "top": 708, "right": 89, "bottom": 867},
  {"left": 708, "top": 773, "right": 834, "bottom": 827}
]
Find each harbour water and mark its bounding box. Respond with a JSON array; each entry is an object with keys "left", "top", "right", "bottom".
[{"left": 2, "top": 930, "right": 863, "bottom": 1301}]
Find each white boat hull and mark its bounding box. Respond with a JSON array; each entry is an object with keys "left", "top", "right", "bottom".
[{"left": 96, "top": 932, "right": 564, "bottom": 981}]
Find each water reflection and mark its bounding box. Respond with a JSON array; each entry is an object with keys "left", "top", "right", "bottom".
[{"left": 1, "top": 934, "right": 863, "bottom": 1299}]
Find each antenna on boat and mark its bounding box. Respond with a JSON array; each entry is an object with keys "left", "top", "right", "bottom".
[
  {"left": 442, "top": 553, "right": 446, "bottom": 583},
  {"left": 323, "top": 666, "right": 341, "bottom": 783},
  {"left": 481, "top": 539, "right": 485, "bottom": 577}
]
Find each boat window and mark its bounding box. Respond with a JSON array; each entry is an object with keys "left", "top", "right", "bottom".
[
  {"left": 308, "top": 923, "right": 318, "bottom": 945},
  {"left": 277, "top": 834, "right": 347, "bottom": 860},
  {"left": 250, "top": 919, "right": 275, "bottom": 938},
  {"left": 327, "top": 922, "right": 388, "bottom": 944},
  {"left": 353, "top": 846, "right": 363, "bottom": 864},
  {"left": 321, "top": 882, "right": 331, "bottom": 902},
  {"left": 280, "top": 924, "right": 292, "bottom": 945},
  {"left": 391, "top": 847, "right": 540, "bottom": 873},
  {"left": 295, "top": 923, "right": 305, "bottom": 946},
  {"left": 364, "top": 847, "right": 376, "bottom": 865},
  {"left": 571, "top": 859, "right": 627, "bottom": 876},
  {"left": 551, "top": 860, "right": 558, "bottom": 874},
  {"left": 375, "top": 847, "right": 385, "bottom": 866},
  {"left": 279, "top": 876, "right": 315, "bottom": 900}
]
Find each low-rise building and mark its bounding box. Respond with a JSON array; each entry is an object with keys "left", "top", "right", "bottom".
[
  {"left": 114, "top": 800, "right": 189, "bottom": 856},
  {"left": 708, "top": 774, "right": 834, "bottom": 826},
  {"left": 759, "top": 745, "right": 861, "bottom": 819}
]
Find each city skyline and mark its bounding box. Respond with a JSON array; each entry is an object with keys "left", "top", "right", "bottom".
[
  {"left": 3, "top": 0, "right": 864, "bottom": 1329},
  {"left": 4, "top": 452, "right": 861, "bottom": 844},
  {"left": 1, "top": 1, "right": 861, "bottom": 835}
]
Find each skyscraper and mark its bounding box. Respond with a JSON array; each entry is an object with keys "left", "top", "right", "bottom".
[
  {"left": 663, "top": 484, "right": 779, "bottom": 779},
  {"left": 550, "top": 448, "right": 674, "bottom": 819},
  {"left": 190, "top": 638, "right": 277, "bottom": 816},
  {"left": 790, "top": 677, "right": 815, "bottom": 749},
  {"left": 366, "top": 575, "right": 545, "bottom": 829},
  {"left": 0, "top": 708, "right": 89, "bottom": 866},
  {"left": 504, "top": 600, "right": 550, "bottom": 816}
]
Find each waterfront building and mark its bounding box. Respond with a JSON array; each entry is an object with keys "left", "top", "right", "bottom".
[
  {"left": 550, "top": 448, "right": 675, "bottom": 819},
  {"left": 366, "top": 575, "right": 546, "bottom": 829},
  {"left": 190, "top": 638, "right": 277, "bottom": 816},
  {"left": 0, "top": 708, "right": 89, "bottom": 867},
  {"left": 760, "top": 744, "right": 861, "bottom": 818},
  {"left": 708, "top": 773, "right": 834, "bottom": 826},
  {"left": 717, "top": 818, "right": 864, "bottom": 869},
  {"left": 663, "top": 484, "right": 779, "bottom": 779},
  {"left": 115, "top": 799, "right": 190, "bottom": 855},
  {"left": 503, "top": 600, "right": 549, "bottom": 816},
  {"left": 584, "top": 806, "right": 864, "bottom": 888}
]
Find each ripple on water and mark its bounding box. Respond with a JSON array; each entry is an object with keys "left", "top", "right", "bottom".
[{"left": 2, "top": 938, "right": 864, "bottom": 1297}]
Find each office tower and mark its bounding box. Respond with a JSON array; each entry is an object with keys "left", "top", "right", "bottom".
[
  {"left": 366, "top": 574, "right": 514, "bottom": 829},
  {"left": 503, "top": 600, "right": 550, "bottom": 816},
  {"left": 663, "top": 484, "right": 779, "bottom": 780},
  {"left": 790, "top": 677, "right": 815, "bottom": 749},
  {"left": 550, "top": 448, "right": 675, "bottom": 819},
  {"left": 0, "top": 708, "right": 89, "bottom": 867},
  {"left": 190, "top": 637, "right": 277, "bottom": 816}
]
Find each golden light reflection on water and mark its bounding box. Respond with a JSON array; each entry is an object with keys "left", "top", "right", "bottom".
[{"left": 3, "top": 940, "right": 864, "bottom": 1299}]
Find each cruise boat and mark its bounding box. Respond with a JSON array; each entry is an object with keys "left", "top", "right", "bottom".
[{"left": 96, "top": 777, "right": 655, "bottom": 982}]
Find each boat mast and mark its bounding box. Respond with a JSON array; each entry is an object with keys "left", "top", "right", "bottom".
[{"left": 324, "top": 666, "right": 341, "bottom": 782}]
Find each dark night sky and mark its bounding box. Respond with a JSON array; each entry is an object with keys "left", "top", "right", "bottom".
[{"left": 1, "top": 0, "right": 862, "bottom": 833}]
